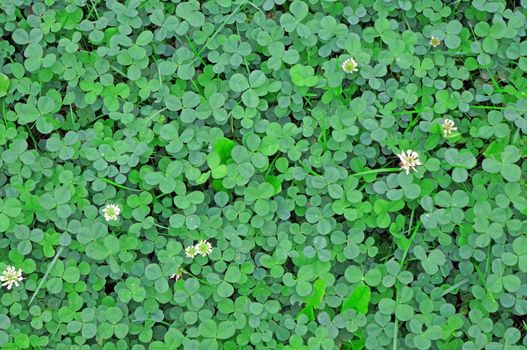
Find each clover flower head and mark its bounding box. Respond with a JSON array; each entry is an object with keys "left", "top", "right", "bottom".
[
  {"left": 1, "top": 265, "right": 24, "bottom": 290},
  {"left": 195, "top": 240, "right": 213, "bottom": 257},
  {"left": 441, "top": 118, "right": 457, "bottom": 137},
  {"left": 102, "top": 204, "right": 121, "bottom": 222},
  {"left": 185, "top": 245, "right": 198, "bottom": 258},
  {"left": 430, "top": 36, "right": 441, "bottom": 47},
  {"left": 397, "top": 150, "right": 422, "bottom": 175},
  {"left": 341, "top": 57, "right": 358, "bottom": 73},
  {"left": 170, "top": 267, "right": 185, "bottom": 281}
]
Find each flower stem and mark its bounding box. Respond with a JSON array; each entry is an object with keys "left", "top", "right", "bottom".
[
  {"left": 183, "top": 269, "right": 211, "bottom": 286},
  {"left": 393, "top": 110, "right": 419, "bottom": 115},
  {"left": 470, "top": 105, "right": 526, "bottom": 111},
  {"left": 351, "top": 168, "right": 400, "bottom": 177},
  {"left": 299, "top": 161, "right": 322, "bottom": 176},
  {"left": 99, "top": 177, "right": 141, "bottom": 192}
]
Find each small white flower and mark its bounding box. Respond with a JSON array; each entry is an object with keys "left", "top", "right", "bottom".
[
  {"left": 441, "top": 119, "right": 457, "bottom": 137},
  {"left": 397, "top": 150, "right": 422, "bottom": 175},
  {"left": 0, "top": 265, "right": 24, "bottom": 290},
  {"left": 195, "top": 240, "right": 213, "bottom": 257},
  {"left": 430, "top": 36, "right": 441, "bottom": 47},
  {"left": 341, "top": 57, "right": 358, "bottom": 73},
  {"left": 102, "top": 204, "right": 121, "bottom": 222},
  {"left": 170, "top": 267, "right": 185, "bottom": 281},
  {"left": 185, "top": 245, "right": 198, "bottom": 258}
]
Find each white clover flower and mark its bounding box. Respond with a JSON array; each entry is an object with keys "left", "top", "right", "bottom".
[
  {"left": 102, "top": 204, "right": 121, "bottom": 222},
  {"left": 341, "top": 57, "right": 358, "bottom": 73},
  {"left": 397, "top": 150, "right": 422, "bottom": 175},
  {"left": 0, "top": 265, "right": 24, "bottom": 290},
  {"left": 185, "top": 245, "right": 198, "bottom": 258},
  {"left": 441, "top": 118, "right": 457, "bottom": 137},
  {"left": 430, "top": 36, "right": 441, "bottom": 47},
  {"left": 170, "top": 267, "right": 185, "bottom": 281},
  {"left": 195, "top": 240, "right": 213, "bottom": 257}
]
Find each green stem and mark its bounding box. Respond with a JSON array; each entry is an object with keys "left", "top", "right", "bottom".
[
  {"left": 69, "top": 104, "right": 77, "bottom": 130},
  {"left": 401, "top": 13, "right": 410, "bottom": 30},
  {"left": 393, "top": 110, "right": 419, "bottom": 115},
  {"left": 444, "top": 51, "right": 478, "bottom": 56},
  {"left": 50, "top": 318, "right": 63, "bottom": 342},
  {"left": 236, "top": 22, "right": 251, "bottom": 75},
  {"left": 183, "top": 270, "right": 211, "bottom": 286},
  {"left": 245, "top": 0, "right": 264, "bottom": 14},
  {"left": 470, "top": 105, "right": 526, "bottom": 111},
  {"left": 99, "top": 178, "right": 141, "bottom": 192},
  {"left": 26, "top": 125, "right": 40, "bottom": 151},
  {"left": 132, "top": 318, "right": 170, "bottom": 326},
  {"left": 485, "top": 245, "right": 491, "bottom": 275},
  {"left": 191, "top": 80, "right": 202, "bottom": 95},
  {"left": 404, "top": 116, "right": 423, "bottom": 135},
  {"left": 304, "top": 95, "right": 313, "bottom": 107},
  {"left": 197, "top": 2, "right": 245, "bottom": 57},
  {"left": 156, "top": 62, "right": 162, "bottom": 86},
  {"left": 111, "top": 65, "right": 127, "bottom": 77},
  {"left": 30, "top": 247, "right": 64, "bottom": 305},
  {"left": 399, "top": 221, "right": 421, "bottom": 268},
  {"left": 440, "top": 276, "right": 471, "bottom": 297},
  {"left": 145, "top": 108, "right": 167, "bottom": 122},
  {"left": 15, "top": 8, "right": 24, "bottom": 20},
  {"left": 351, "top": 168, "right": 400, "bottom": 177},
  {"left": 184, "top": 34, "right": 206, "bottom": 65},
  {"left": 299, "top": 161, "right": 322, "bottom": 176},
  {"left": 89, "top": 0, "right": 99, "bottom": 19},
  {"left": 1, "top": 98, "right": 6, "bottom": 127},
  {"left": 264, "top": 155, "right": 279, "bottom": 178},
  {"left": 392, "top": 282, "right": 399, "bottom": 350},
  {"left": 407, "top": 208, "right": 415, "bottom": 236},
  {"left": 320, "top": 113, "right": 327, "bottom": 149},
  {"left": 473, "top": 261, "right": 495, "bottom": 303}
]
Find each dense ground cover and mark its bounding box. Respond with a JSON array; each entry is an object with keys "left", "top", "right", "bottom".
[{"left": 1, "top": 0, "right": 527, "bottom": 349}]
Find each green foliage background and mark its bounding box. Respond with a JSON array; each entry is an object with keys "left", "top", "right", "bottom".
[{"left": 0, "top": 0, "right": 527, "bottom": 349}]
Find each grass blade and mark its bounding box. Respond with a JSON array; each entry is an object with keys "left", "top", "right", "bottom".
[
  {"left": 29, "top": 246, "right": 63, "bottom": 305},
  {"left": 440, "top": 276, "right": 471, "bottom": 297},
  {"left": 197, "top": 1, "right": 246, "bottom": 57},
  {"left": 399, "top": 220, "right": 421, "bottom": 268}
]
